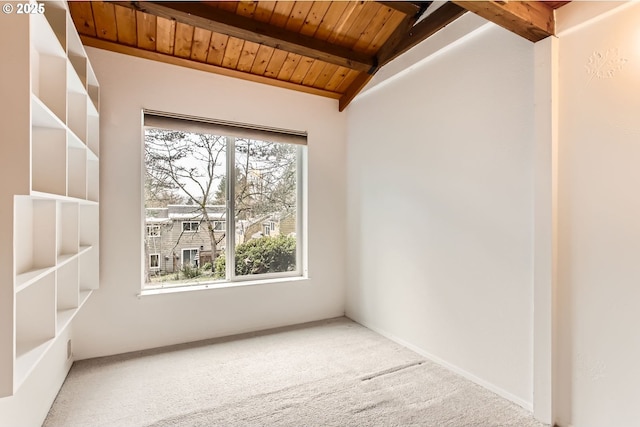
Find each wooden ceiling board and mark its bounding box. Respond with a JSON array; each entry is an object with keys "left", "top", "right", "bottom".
[
  {"left": 268, "top": 1, "right": 296, "bottom": 27},
  {"left": 263, "top": 48, "right": 289, "bottom": 78},
  {"left": 81, "top": 34, "right": 341, "bottom": 99},
  {"left": 302, "top": 60, "right": 328, "bottom": 86},
  {"left": 313, "top": 2, "right": 350, "bottom": 41},
  {"left": 284, "top": 1, "right": 315, "bottom": 33},
  {"left": 91, "top": 2, "right": 118, "bottom": 41},
  {"left": 69, "top": 2, "right": 96, "bottom": 37},
  {"left": 236, "top": 1, "right": 259, "bottom": 18},
  {"left": 114, "top": 4, "right": 137, "bottom": 46},
  {"left": 336, "top": 69, "right": 361, "bottom": 93},
  {"left": 339, "top": 2, "right": 384, "bottom": 50},
  {"left": 289, "top": 56, "right": 315, "bottom": 84},
  {"left": 250, "top": 44, "right": 275, "bottom": 74},
  {"left": 221, "top": 36, "right": 245, "bottom": 69},
  {"left": 363, "top": 10, "right": 406, "bottom": 54},
  {"left": 191, "top": 27, "right": 213, "bottom": 62},
  {"left": 236, "top": 40, "right": 261, "bottom": 72},
  {"left": 253, "top": 1, "right": 277, "bottom": 23},
  {"left": 312, "top": 63, "right": 339, "bottom": 89},
  {"left": 326, "top": 2, "right": 364, "bottom": 44},
  {"left": 205, "top": 33, "right": 229, "bottom": 66},
  {"left": 324, "top": 66, "right": 350, "bottom": 92},
  {"left": 276, "top": 52, "right": 302, "bottom": 81},
  {"left": 174, "top": 22, "right": 195, "bottom": 58},
  {"left": 156, "top": 16, "right": 177, "bottom": 55},
  {"left": 352, "top": 5, "right": 396, "bottom": 52},
  {"left": 299, "top": 2, "right": 332, "bottom": 37},
  {"left": 136, "top": 11, "right": 156, "bottom": 51}
]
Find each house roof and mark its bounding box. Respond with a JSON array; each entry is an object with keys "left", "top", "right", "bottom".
[
  {"left": 145, "top": 205, "right": 226, "bottom": 222},
  {"left": 70, "top": 1, "right": 569, "bottom": 111}
]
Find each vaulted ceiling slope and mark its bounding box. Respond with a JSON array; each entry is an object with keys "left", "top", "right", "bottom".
[{"left": 70, "top": 1, "right": 569, "bottom": 111}]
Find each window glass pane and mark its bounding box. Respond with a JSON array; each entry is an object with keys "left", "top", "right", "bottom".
[
  {"left": 234, "top": 138, "right": 298, "bottom": 277},
  {"left": 144, "top": 128, "right": 227, "bottom": 287}
]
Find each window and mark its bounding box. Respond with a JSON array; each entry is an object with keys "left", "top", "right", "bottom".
[
  {"left": 147, "top": 225, "right": 160, "bottom": 236},
  {"left": 182, "top": 248, "right": 199, "bottom": 268},
  {"left": 182, "top": 221, "right": 199, "bottom": 232},
  {"left": 149, "top": 254, "right": 160, "bottom": 269},
  {"left": 143, "top": 112, "right": 305, "bottom": 289}
]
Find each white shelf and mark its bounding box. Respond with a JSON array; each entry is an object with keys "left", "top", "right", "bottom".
[
  {"left": 30, "top": 191, "right": 98, "bottom": 205},
  {"left": 58, "top": 202, "right": 79, "bottom": 256},
  {"left": 1, "top": 3, "right": 100, "bottom": 398},
  {"left": 32, "top": 127, "right": 66, "bottom": 196},
  {"left": 67, "top": 59, "right": 86, "bottom": 95},
  {"left": 30, "top": 13, "right": 65, "bottom": 58},
  {"left": 31, "top": 95, "right": 65, "bottom": 129},
  {"left": 14, "top": 197, "right": 57, "bottom": 276},
  {"left": 15, "top": 338, "right": 54, "bottom": 391},
  {"left": 15, "top": 266, "right": 55, "bottom": 293},
  {"left": 67, "top": 92, "right": 87, "bottom": 143},
  {"left": 32, "top": 53, "right": 67, "bottom": 125},
  {"left": 67, "top": 146, "right": 87, "bottom": 199},
  {"left": 57, "top": 258, "right": 79, "bottom": 311}
]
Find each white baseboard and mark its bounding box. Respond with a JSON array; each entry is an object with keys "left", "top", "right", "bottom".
[{"left": 348, "top": 316, "right": 534, "bottom": 413}]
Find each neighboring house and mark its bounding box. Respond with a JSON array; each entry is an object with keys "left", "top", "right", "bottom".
[
  {"left": 239, "top": 211, "right": 296, "bottom": 242},
  {"left": 145, "top": 205, "right": 226, "bottom": 274},
  {"left": 146, "top": 205, "right": 297, "bottom": 275}
]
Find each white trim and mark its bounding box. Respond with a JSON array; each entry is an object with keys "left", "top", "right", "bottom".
[
  {"left": 138, "top": 276, "right": 310, "bottom": 297},
  {"left": 226, "top": 136, "right": 236, "bottom": 281},
  {"left": 143, "top": 114, "right": 306, "bottom": 288},
  {"left": 533, "top": 35, "right": 559, "bottom": 425},
  {"left": 350, "top": 317, "right": 534, "bottom": 412}
]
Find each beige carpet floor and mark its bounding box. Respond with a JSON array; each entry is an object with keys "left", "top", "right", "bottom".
[{"left": 44, "top": 317, "right": 546, "bottom": 427}]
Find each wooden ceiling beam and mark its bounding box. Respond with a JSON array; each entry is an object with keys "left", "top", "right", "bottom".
[
  {"left": 114, "top": 1, "right": 376, "bottom": 72},
  {"left": 452, "top": 1, "right": 555, "bottom": 42},
  {"left": 376, "top": 1, "right": 423, "bottom": 16},
  {"left": 339, "top": 2, "right": 466, "bottom": 111},
  {"left": 378, "top": 2, "right": 467, "bottom": 66}
]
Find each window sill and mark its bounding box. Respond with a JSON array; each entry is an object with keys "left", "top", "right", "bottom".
[{"left": 138, "top": 275, "right": 309, "bottom": 297}]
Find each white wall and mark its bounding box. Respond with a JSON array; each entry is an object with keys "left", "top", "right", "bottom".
[
  {"left": 72, "top": 48, "right": 347, "bottom": 359},
  {"left": 345, "top": 24, "right": 536, "bottom": 407},
  {"left": 555, "top": 3, "right": 640, "bottom": 426}
]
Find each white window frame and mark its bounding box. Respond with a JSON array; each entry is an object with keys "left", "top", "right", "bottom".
[
  {"left": 213, "top": 220, "right": 225, "bottom": 231},
  {"left": 182, "top": 221, "right": 199, "bottom": 233},
  {"left": 181, "top": 248, "right": 199, "bottom": 268},
  {"left": 226, "top": 138, "right": 305, "bottom": 283},
  {"left": 149, "top": 253, "right": 160, "bottom": 270},
  {"left": 143, "top": 112, "right": 306, "bottom": 290},
  {"left": 263, "top": 224, "right": 271, "bottom": 236}
]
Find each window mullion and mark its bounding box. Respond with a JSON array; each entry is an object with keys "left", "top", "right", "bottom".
[
  {"left": 297, "top": 145, "right": 304, "bottom": 276},
  {"left": 226, "top": 136, "right": 236, "bottom": 281}
]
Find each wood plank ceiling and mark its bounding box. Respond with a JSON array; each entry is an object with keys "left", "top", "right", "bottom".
[{"left": 70, "top": 1, "right": 570, "bottom": 111}]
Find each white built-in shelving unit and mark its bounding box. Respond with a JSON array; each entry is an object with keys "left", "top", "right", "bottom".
[{"left": 0, "top": 1, "right": 99, "bottom": 397}]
